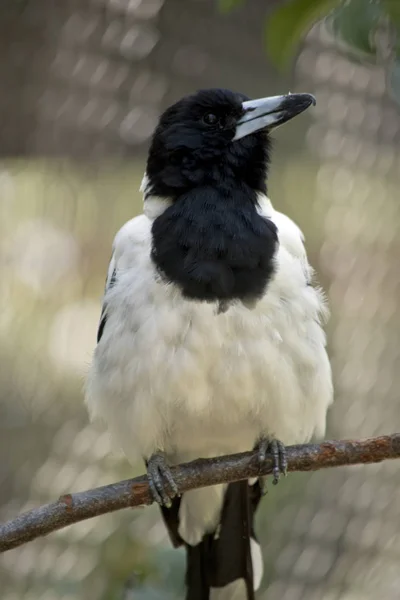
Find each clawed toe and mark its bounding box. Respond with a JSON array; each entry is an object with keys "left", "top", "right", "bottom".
[
  {"left": 256, "top": 437, "right": 288, "bottom": 487},
  {"left": 269, "top": 439, "right": 287, "bottom": 484},
  {"left": 146, "top": 452, "right": 179, "bottom": 507}
]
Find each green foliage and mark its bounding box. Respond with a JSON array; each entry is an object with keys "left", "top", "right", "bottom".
[
  {"left": 383, "top": 0, "right": 400, "bottom": 29},
  {"left": 265, "top": 0, "right": 342, "bottom": 70},
  {"left": 265, "top": 0, "right": 400, "bottom": 68},
  {"left": 219, "top": 0, "right": 400, "bottom": 103},
  {"left": 383, "top": 0, "right": 400, "bottom": 104},
  {"left": 326, "top": 0, "right": 382, "bottom": 60},
  {"left": 324, "top": 0, "right": 400, "bottom": 105}
]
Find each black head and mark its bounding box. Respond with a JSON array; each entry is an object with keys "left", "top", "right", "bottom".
[{"left": 145, "top": 88, "right": 315, "bottom": 199}]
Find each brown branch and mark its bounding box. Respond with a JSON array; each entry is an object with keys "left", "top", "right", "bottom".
[{"left": 1, "top": 434, "right": 400, "bottom": 553}]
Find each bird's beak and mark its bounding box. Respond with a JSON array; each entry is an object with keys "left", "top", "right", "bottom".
[{"left": 233, "top": 93, "right": 316, "bottom": 141}]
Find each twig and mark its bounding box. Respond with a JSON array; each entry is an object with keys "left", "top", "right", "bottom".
[{"left": 1, "top": 434, "right": 400, "bottom": 553}]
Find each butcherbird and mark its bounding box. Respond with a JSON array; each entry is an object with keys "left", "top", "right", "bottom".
[{"left": 85, "top": 88, "right": 333, "bottom": 600}]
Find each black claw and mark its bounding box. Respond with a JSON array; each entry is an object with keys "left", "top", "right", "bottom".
[
  {"left": 258, "top": 442, "right": 267, "bottom": 464},
  {"left": 270, "top": 440, "right": 280, "bottom": 484},
  {"left": 165, "top": 469, "right": 179, "bottom": 496},
  {"left": 148, "top": 476, "right": 162, "bottom": 505},
  {"left": 278, "top": 440, "right": 288, "bottom": 476},
  {"left": 256, "top": 437, "right": 287, "bottom": 486},
  {"left": 146, "top": 452, "right": 178, "bottom": 507}
]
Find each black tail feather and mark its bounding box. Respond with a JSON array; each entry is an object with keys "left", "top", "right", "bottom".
[
  {"left": 184, "top": 481, "right": 262, "bottom": 600},
  {"left": 160, "top": 495, "right": 184, "bottom": 548},
  {"left": 160, "top": 481, "right": 262, "bottom": 599}
]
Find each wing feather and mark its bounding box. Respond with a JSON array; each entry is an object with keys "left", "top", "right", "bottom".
[{"left": 96, "top": 256, "right": 117, "bottom": 343}]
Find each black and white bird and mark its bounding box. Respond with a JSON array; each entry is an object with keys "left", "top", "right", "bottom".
[{"left": 85, "top": 88, "right": 333, "bottom": 600}]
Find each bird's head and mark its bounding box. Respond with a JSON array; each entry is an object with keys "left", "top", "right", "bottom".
[
  {"left": 145, "top": 88, "right": 315, "bottom": 198},
  {"left": 147, "top": 88, "right": 316, "bottom": 306}
]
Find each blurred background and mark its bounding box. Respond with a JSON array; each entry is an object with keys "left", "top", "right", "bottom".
[{"left": 1, "top": 0, "right": 400, "bottom": 598}]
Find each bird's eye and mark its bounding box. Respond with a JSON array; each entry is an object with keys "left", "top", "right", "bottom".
[{"left": 203, "top": 113, "right": 219, "bottom": 126}]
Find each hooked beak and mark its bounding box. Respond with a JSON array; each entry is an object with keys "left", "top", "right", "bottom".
[{"left": 233, "top": 93, "right": 316, "bottom": 141}]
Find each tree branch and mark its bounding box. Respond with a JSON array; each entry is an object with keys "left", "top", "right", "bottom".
[{"left": 1, "top": 434, "right": 400, "bottom": 553}]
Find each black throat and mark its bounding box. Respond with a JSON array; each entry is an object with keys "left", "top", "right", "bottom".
[
  {"left": 150, "top": 182, "right": 278, "bottom": 305},
  {"left": 147, "top": 111, "right": 278, "bottom": 305}
]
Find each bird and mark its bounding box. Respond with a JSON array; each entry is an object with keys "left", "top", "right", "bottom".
[{"left": 85, "top": 87, "right": 333, "bottom": 600}]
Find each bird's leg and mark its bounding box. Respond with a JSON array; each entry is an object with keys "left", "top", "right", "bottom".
[
  {"left": 255, "top": 437, "right": 288, "bottom": 494},
  {"left": 146, "top": 451, "right": 179, "bottom": 508}
]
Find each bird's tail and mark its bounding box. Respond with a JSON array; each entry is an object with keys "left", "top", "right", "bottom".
[{"left": 184, "top": 480, "right": 263, "bottom": 600}]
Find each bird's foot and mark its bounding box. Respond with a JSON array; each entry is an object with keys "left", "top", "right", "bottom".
[
  {"left": 256, "top": 437, "right": 288, "bottom": 493},
  {"left": 146, "top": 451, "right": 179, "bottom": 508}
]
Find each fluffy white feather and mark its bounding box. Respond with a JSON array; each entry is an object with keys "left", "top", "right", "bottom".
[
  {"left": 210, "top": 580, "right": 248, "bottom": 599},
  {"left": 85, "top": 190, "right": 333, "bottom": 546}
]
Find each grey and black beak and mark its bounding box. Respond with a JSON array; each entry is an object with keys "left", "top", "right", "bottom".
[{"left": 233, "top": 93, "right": 316, "bottom": 141}]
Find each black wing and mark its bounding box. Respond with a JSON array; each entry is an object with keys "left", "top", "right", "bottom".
[{"left": 96, "top": 262, "right": 117, "bottom": 344}]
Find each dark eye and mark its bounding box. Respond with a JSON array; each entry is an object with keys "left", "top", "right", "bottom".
[{"left": 203, "top": 113, "right": 219, "bottom": 126}]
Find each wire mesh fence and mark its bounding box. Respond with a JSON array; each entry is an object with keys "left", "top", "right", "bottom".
[{"left": 0, "top": 1, "right": 399, "bottom": 599}]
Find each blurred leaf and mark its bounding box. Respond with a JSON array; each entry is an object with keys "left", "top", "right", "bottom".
[
  {"left": 382, "top": 0, "right": 400, "bottom": 105},
  {"left": 266, "top": 0, "right": 342, "bottom": 70},
  {"left": 327, "top": 0, "right": 383, "bottom": 60},
  {"left": 218, "top": 0, "right": 245, "bottom": 14},
  {"left": 389, "top": 56, "right": 400, "bottom": 106},
  {"left": 383, "top": 0, "right": 400, "bottom": 28}
]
